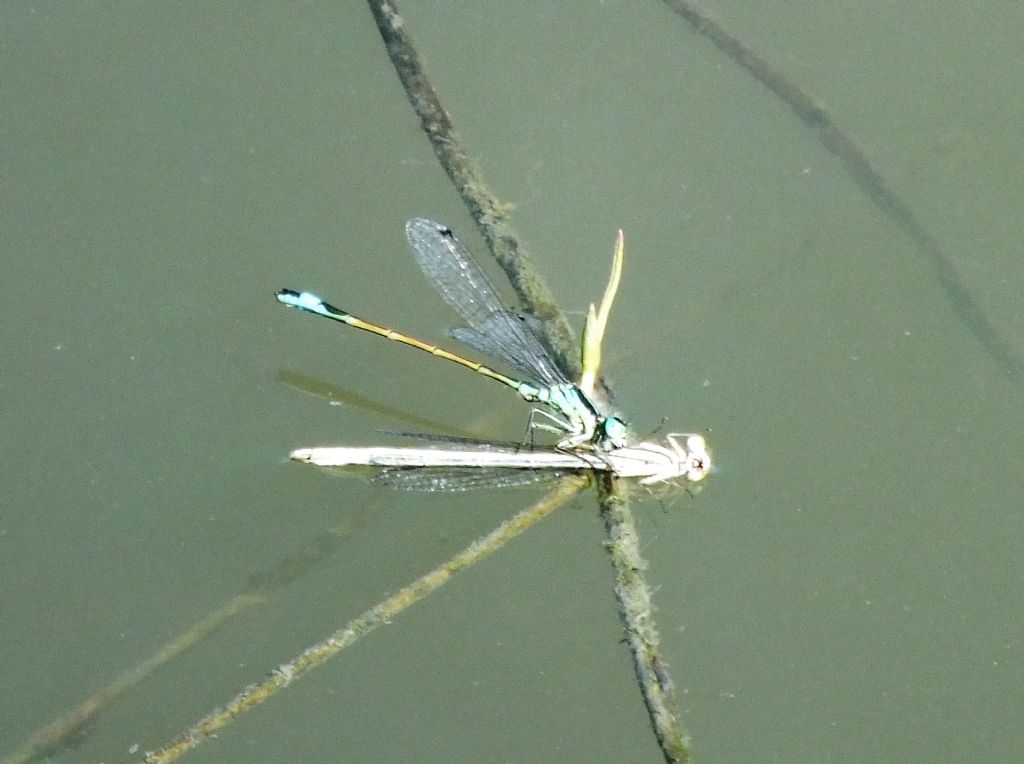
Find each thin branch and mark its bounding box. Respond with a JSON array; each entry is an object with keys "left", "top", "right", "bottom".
[
  {"left": 366, "top": 0, "right": 581, "bottom": 377},
  {"left": 0, "top": 595, "right": 263, "bottom": 764},
  {"left": 367, "top": 2, "right": 690, "bottom": 760},
  {"left": 598, "top": 476, "right": 692, "bottom": 763},
  {"left": 142, "top": 477, "right": 587, "bottom": 764}
]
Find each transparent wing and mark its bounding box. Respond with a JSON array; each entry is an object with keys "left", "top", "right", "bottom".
[
  {"left": 448, "top": 313, "right": 561, "bottom": 384},
  {"left": 382, "top": 431, "right": 527, "bottom": 448},
  {"left": 374, "top": 466, "right": 583, "bottom": 492},
  {"left": 405, "top": 218, "right": 571, "bottom": 387}
]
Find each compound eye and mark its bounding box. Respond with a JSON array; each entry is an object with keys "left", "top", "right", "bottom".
[
  {"left": 684, "top": 437, "right": 712, "bottom": 482},
  {"left": 603, "top": 416, "right": 628, "bottom": 448}
]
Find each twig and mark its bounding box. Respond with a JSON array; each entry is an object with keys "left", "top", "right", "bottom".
[
  {"left": 366, "top": 0, "right": 581, "bottom": 380},
  {"left": 141, "top": 476, "right": 586, "bottom": 763},
  {"left": 2, "top": 520, "right": 372, "bottom": 764},
  {"left": 368, "top": 2, "right": 692, "bottom": 762},
  {"left": 0, "top": 595, "right": 263, "bottom": 764},
  {"left": 598, "top": 475, "right": 691, "bottom": 763}
]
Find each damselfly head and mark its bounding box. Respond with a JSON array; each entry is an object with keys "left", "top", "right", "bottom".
[
  {"left": 681, "top": 434, "right": 712, "bottom": 482},
  {"left": 657, "top": 432, "right": 712, "bottom": 483}
]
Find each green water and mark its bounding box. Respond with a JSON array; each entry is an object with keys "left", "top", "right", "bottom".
[{"left": 2, "top": 2, "right": 1022, "bottom": 762}]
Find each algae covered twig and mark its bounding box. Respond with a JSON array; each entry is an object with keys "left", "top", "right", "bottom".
[
  {"left": 366, "top": 0, "right": 581, "bottom": 380},
  {"left": 0, "top": 596, "right": 263, "bottom": 764},
  {"left": 599, "top": 475, "right": 692, "bottom": 764},
  {"left": 368, "top": 3, "right": 696, "bottom": 760},
  {"left": 142, "top": 477, "right": 587, "bottom": 764},
  {"left": 1, "top": 518, "right": 372, "bottom": 764}
]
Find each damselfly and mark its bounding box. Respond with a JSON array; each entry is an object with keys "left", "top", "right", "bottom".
[
  {"left": 288, "top": 433, "right": 711, "bottom": 490},
  {"left": 277, "top": 218, "right": 628, "bottom": 450}
]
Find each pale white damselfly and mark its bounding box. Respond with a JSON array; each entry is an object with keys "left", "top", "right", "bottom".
[{"left": 288, "top": 433, "right": 711, "bottom": 490}]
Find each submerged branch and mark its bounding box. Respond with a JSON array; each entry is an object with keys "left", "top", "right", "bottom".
[
  {"left": 367, "top": 0, "right": 581, "bottom": 378},
  {"left": 142, "top": 478, "right": 587, "bottom": 763},
  {"left": 368, "top": 1, "right": 691, "bottom": 760},
  {"left": 661, "top": 0, "right": 1022, "bottom": 380},
  {"left": 599, "top": 476, "right": 692, "bottom": 763}
]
